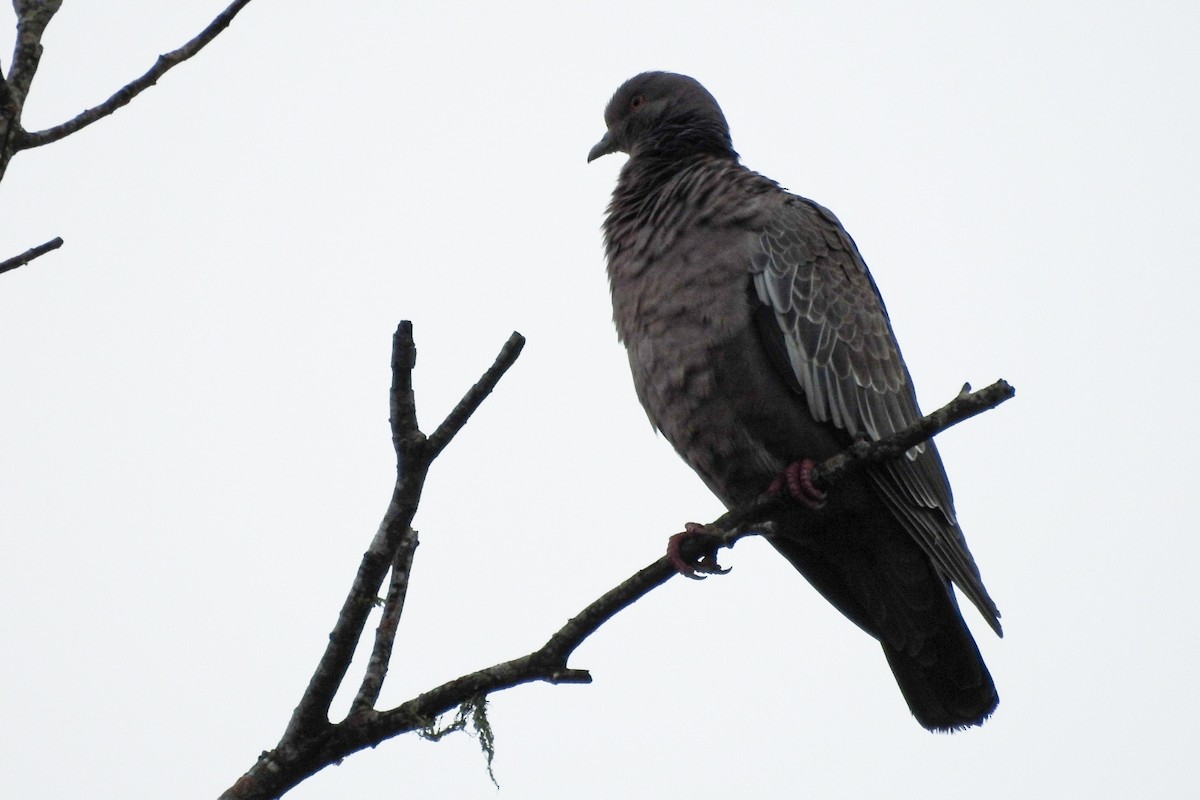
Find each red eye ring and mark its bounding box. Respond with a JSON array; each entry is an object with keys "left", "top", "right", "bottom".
[{"left": 630, "top": 94, "right": 646, "bottom": 111}]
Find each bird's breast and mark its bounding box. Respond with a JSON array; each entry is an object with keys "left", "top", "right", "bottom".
[{"left": 608, "top": 227, "right": 837, "bottom": 506}]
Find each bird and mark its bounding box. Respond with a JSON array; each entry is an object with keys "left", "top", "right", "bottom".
[{"left": 588, "top": 71, "right": 1001, "bottom": 731}]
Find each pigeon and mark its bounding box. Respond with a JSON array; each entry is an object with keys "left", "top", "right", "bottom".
[{"left": 588, "top": 71, "right": 1000, "bottom": 731}]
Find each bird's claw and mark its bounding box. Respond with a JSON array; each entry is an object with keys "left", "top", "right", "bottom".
[
  {"left": 667, "top": 522, "right": 730, "bottom": 580},
  {"left": 767, "top": 458, "right": 827, "bottom": 509}
]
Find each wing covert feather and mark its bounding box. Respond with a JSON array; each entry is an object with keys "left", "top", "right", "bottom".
[{"left": 749, "top": 197, "right": 1001, "bottom": 632}]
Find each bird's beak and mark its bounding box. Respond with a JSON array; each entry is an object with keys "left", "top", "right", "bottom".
[{"left": 587, "top": 129, "right": 618, "bottom": 163}]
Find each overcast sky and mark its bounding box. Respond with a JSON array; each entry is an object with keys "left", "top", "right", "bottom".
[{"left": 2, "top": 2, "right": 1198, "bottom": 798}]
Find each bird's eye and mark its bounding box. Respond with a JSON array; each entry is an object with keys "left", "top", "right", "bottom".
[{"left": 630, "top": 94, "right": 647, "bottom": 111}]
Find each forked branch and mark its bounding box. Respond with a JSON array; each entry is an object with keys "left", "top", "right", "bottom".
[
  {"left": 220, "top": 323, "right": 1013, "bottom": 799},
  {"left": 16, "top": 0, "right": 256, "bottom": 150},
  {"left": 1, "top": 1, "right": 255, "bottom": 182}
]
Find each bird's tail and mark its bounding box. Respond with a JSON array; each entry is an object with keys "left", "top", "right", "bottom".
[
  {"left": 881, "top": 609, "right": 998, "bottom": 732},
  {"left": 767, "top": 525, "right": 998, "bottom": 732}
]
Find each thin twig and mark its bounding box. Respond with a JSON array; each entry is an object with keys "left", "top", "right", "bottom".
[
  {"left": 220, "top": 373, "right": 1014, "bottom": 800},
  {"left": 0, "top": 235, "right": 62, "bottom": 275},
  {"left": 391, "top": 320, "right": 419, "bottom": 444},
  {"left": 427, "top": 332, "right": 526, "bottom": 457},
  {"left": 15, "top": 0, "right": 255, "bottom": 150},
  {"left": 811, "top": 380, "right": 1015, "bottom": 489},
  {"left": 692, "top": 379, "right": 1018, "bottom": 550},
  {"left": 350, "top": 527, "right": 420, "bottom": 715}
]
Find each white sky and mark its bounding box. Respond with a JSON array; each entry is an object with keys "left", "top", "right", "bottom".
[{"left": 2, "top": 1, "right": 1198, "bottom": 798}]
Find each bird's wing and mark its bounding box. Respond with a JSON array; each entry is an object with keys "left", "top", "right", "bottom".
[{"left": 750, "top": 196, "right": 1001, "bottom": 633}]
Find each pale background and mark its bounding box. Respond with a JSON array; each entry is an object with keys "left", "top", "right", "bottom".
[{"left": 1, "top": 2, "right": 1196, "bottom": 797}]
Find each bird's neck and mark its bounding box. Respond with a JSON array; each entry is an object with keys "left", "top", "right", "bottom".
[
  {"left": 603, "top": 154, "right": 752, "bottom": 277},
  {"left": 615, "top": 150, "right": 734, "bottom": 208}
]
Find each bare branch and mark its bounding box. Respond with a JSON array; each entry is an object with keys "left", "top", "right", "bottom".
[
  {"left": 6, "top": 0, "right": 63, "bottom": 107},
  {"left": 0, "top": 235, "right": 62, "bottom": 275},
  {"left": 15, "top": 0, "right": 255, "bottom": 150},
  {"left": 275, "top": 323, "right": 525, "bottom": 745},
  {"left": 427, "top": 331, "right": 526, "bottom": 457},
  {"left": 379, "top": 382, "right": 1018, "bottom": 720},
  {"left": 1, "top": 0, "right": 61, "bottom": 177},
  {"left": 349, "top": 526, "right": 420, "bottom": 715},
  {"left": 220, "top": 351, "right": 1013, "bottom": 799},
  {"left": 811, "top": 380, "right": 1015, "bottom": 489},
  {"left": 390, "top": 320, "right": 419, "bottom": 447}
]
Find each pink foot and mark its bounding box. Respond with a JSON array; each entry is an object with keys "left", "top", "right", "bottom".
[
  {"left": 666, "top": 522, "right": 731, "bottom": 580},
  {"left": 767, "top": 458, "right": 827, "bottom": 509}
]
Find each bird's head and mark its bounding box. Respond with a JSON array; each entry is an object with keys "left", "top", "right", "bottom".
[{"left": 587, "top": 71, "right": 737, "bottom": 164}]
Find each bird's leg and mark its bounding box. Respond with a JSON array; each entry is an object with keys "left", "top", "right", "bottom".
[
  {"left": 767, "top": 458, "right": 827, "bottom": 509},
  {"left": 666, "top": 522, "right": 730, "bottom": 580}
]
